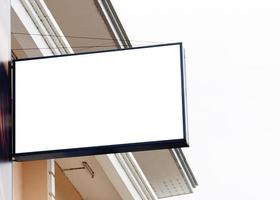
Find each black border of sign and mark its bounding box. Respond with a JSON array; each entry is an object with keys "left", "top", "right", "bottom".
[{"left": 12, "top": 42, "right": 189, "bottom": 161}]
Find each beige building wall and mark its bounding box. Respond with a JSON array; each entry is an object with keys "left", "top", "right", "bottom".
[
  {"left": 13, "top": 161, "right": 48, "bottom": 200},
  {"left": 55, "top": 163, "right": 82, "bottom": 200},
  {"left": 13, "top": 161, "right": 83, "bottom": 200},
  {"left": 22, "top": 160, "right": 48, "bottom": 200},
  {"left": 13, "top": 162, "right": 23, "bottom": 200}
]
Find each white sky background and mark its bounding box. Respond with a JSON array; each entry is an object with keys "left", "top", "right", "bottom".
[{"left": 111, "top": 0, "right": 280, "bottom": 199}]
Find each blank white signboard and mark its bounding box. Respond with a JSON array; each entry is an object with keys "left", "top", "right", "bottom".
[{"left": 13, "top": 43, "right": 188, "bottom": 160}]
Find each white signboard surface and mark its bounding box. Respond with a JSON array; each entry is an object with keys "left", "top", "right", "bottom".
[{"left": 14, "top": 43, "right": 187, "bottom": 159}]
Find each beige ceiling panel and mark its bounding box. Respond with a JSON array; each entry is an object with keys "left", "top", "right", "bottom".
[
  {"left": 44, "top": 0, "right": 119, "bottom": 53},
  {"left": 56, "top": 156, "right": 122, "bottom": 200}
]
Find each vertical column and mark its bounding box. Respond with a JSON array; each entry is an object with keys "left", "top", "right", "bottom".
[
  {"left": 0, "top": 0, "right": 12, "bottom": 200},
  {"left": 48, "top": 160, "right": 56, "bottom": 200}
]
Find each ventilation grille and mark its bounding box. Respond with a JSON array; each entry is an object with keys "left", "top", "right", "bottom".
[
  {"left": 150, "top": 178, "right": 190, "bottom": 198},
  {"left": 133, "top": 149, "right": 193, "bottom": 199}
]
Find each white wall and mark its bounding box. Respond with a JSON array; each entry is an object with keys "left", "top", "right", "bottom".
[{"left": 111, "top": 0, "right": 280, "bottom": 199}]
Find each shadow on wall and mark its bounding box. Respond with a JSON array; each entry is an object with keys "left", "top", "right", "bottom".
[{"left": 0, "top": 62, "right": 11, "bottom": 161}]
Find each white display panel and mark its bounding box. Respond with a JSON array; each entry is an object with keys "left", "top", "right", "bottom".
[{"left": 14, "top": 43, "right": 187, "bottom": 159}]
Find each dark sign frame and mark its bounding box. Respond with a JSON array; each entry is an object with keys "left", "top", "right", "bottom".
[{"left": 11, "top": 42, "right": 189, "bottom": 161}]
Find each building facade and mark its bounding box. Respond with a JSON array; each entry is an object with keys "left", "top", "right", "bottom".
[{"left": 1, "top": 1, "right": 197, "bottom": 200}]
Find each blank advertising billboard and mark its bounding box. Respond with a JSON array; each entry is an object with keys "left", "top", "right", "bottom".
[{"left": 12, "top": 43, "right": 188, "bottom": 161}]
